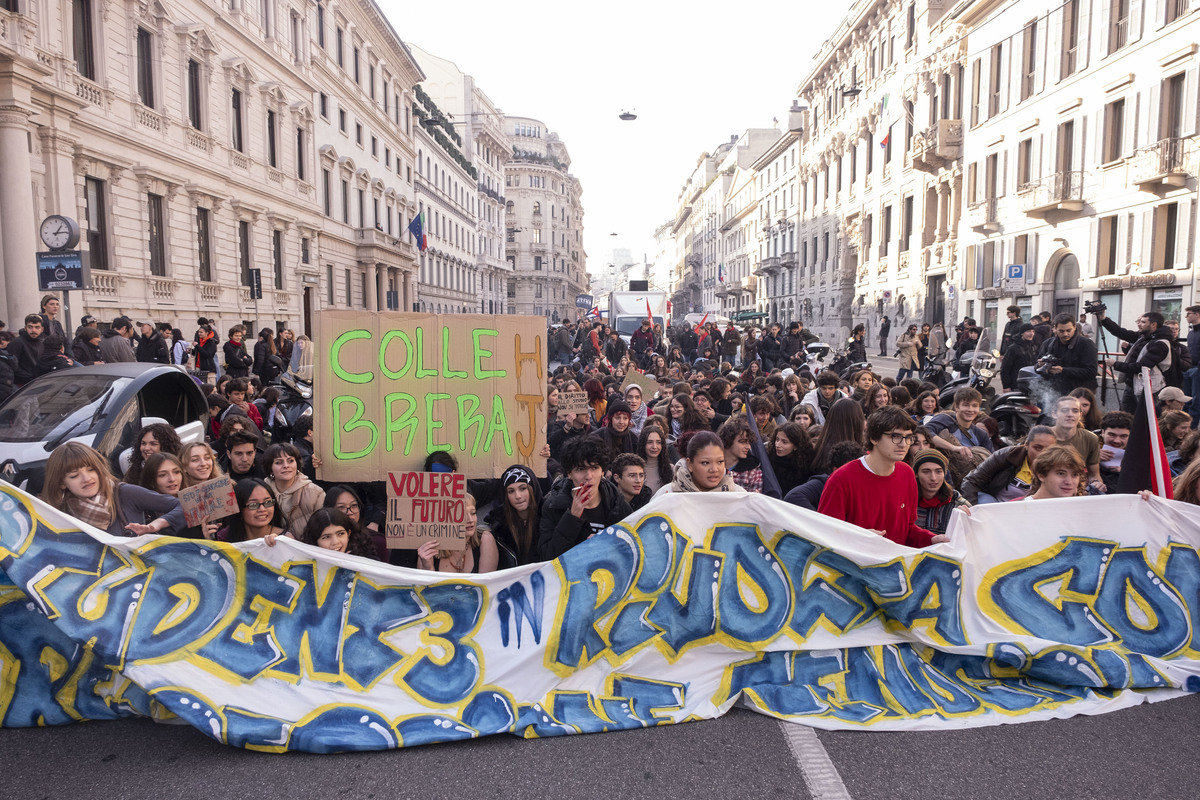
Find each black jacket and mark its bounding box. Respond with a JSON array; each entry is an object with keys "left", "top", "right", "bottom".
[
  {"left": 961, "top": 445, "right": 1028, "bottom": 503},
  {"left": 1000, "top": 317, "right": 1023, "bottom": 355},
  {"left": 223, "top": 340, "right": 253, "bottom": 378},
  {"left": 759, "top": 333, "right": 782, "bottom": 362},
  {"left": 72, "top": 335, "right": 102, "bottom": 366},
  {"left": 1188, "top": 322, "right": 1200, "bottom": 366},
  {"left": 548, "top": 417, "right": 594, "bottom": 461},
  {"left": 136, "top": 331, "right": 169, "bottom": 364},
  {"left": 537, "top": 477, "right": 632, "bottom": 561},
  {"left": 196, "top": 336, "right": 219, "bottom": 372},
  {"left": 1001, "top": 338, "right": 1038, "bottom": 390},
  {"left": 0, "top": 350, "right": 15, "bottom": 403},
  {"left": 35, "top": 350, "right": 75, "bottom": 377},
  {"left": 1038, "top": 329, "right": 1098, "bottom": 394},
  {"left": 588, "top": 425, "right": 637, "bottom": 463},
  {"left": 783, "top": 474, "right": 829, "bottom": 511},
  {"left": 7, "top": 330, "right": 44, "bottom": 385},
  {"left": 1100, "top": 317, "right": 1172, "bottom": 386}
]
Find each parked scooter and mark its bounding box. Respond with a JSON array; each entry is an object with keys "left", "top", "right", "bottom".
[
  {"left": 270, "top": 371, "right": 313, "bottom": 444},
  {"left": 938, "top": 333, "right": 999, "bottom": 409}
]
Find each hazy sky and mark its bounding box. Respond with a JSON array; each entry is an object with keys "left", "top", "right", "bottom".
[{"left": 381, "top": 1, "right": 850, "bottom": 278}]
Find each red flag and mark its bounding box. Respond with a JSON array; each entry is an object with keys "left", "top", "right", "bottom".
[
  {"left": 1116, "top": 367, "right": 1174, "bottom": 498},
  {"left": 645, "top": 297, "right": 654, "bottom": 325}
]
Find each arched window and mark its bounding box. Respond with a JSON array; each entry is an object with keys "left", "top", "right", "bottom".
[
  {"left": 532, "top": 201, "right": 541, "bottom": 215},
  {"left": 1054, "top": 253, "right": 1080, "bottom": 290}
]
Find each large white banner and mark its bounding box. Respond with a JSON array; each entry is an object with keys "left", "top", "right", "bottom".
[{"left": 0, "top": 484, "right": 1197, "bottom": 752}]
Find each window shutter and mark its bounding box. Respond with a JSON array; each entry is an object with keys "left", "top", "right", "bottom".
[
  {"left": 1141, "top": 210, "right": 1155, "bottom": 271},
  {"left": 1035, "top": 16, "right": 1049, "bottom": 93},
  {"left": 1076, "top": 115, "right": 1087, "bottom": 173},
  {"left": 979, "top": 56, "right": 991, "bottom": 122},
  {"left": 1099, "top": 0, "right": 1112, "bottom": 55},
  {"left": 1087, "top": 218, "right": 1100, "bottom": 277},
  {"left": 1000, "top": 40, "right": 1012, "bottom": 112},
  {"left": 1001, "top": 150, "right": 1008, "bottom": 196},
  {"left": 1124, "top": 92, "right": 1139, "bottom": 157},
  {"left": 1049, "top": 5, "right": 1064, "bottom": 84},
  {"left": 1032, "top": 133, "right": 1042, "bottom": 180},
  {"left": 1146, "top": 83, "right": 1161, "bottom": 146},
  {"left": 1182, "top": 67, "right": 1199, "bottom": 138},
  {"left": 1130, "top": 0, "right": 1146, "bottom": 43},
  {"left": 1077, "top": 0, "right": 1091, "bottom": 71},
  {"left": 1124, "top": 212, "right": 1135, "bottom": 272},
  {"left": 1116, "top": 213, "right": 1129, "bottom": 273},
  {"left": 1094, "top": 110, "right": 1104, "bottom": 164},
  {"left": 1029, "top": 233, "right": 1040, "bottom": 283},
  {"left": 1175, "top": 198, "right": 1194, "bottom": 270}
]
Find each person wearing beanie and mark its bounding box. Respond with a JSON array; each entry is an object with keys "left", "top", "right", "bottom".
[
  {"left": 590, "top": 398, "right": 636, "bottom": 464},
  {"left": 912, "top": 449, "right": 970, "bottom": 537},
  {"left": 1001, "top": 321, "right": 1039, "bottom": 392}
]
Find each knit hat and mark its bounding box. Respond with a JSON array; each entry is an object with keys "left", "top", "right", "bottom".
[
  {"left": 911, "top": 448, "right": 949, "bottom": 472},
  {"left": 1017, "top": 322, "right": 1035, "bottom": 334},
  {"left": 500, "top": 465, "right": 535, "bottom": 488},
  {"left": 607, "top": 400, "right": 632, "bottom": 419}
]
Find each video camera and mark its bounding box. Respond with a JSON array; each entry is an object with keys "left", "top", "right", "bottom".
[
  {"left": 1083, "top": 300, "right": 1107, "bottom": 315},
  {"left": 1034, "top": 354, "right": 1060, "bottom": 377}
]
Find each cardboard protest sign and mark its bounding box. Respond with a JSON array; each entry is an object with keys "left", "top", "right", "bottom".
[
  {"left": 620, "top": 369, "right": 659, "bottom": 399},
  {"left": 557, "top": 390, "right": 589, "bottom": 417},
  {"left": 313, "top": 311, "right": 547, "bottom": 481},
  {"left": 177, "top": 475, "right": 238, "bottom": 527},
  {"left": 384, "top": 471, "right": 468, "bottom": 550}
]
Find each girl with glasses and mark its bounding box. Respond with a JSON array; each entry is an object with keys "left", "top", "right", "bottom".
[{"left": 219, "top": 478, "right": 289, "bottom": 543}]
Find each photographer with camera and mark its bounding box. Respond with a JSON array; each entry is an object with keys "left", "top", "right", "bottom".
[
  {"left": 1037, "top": 313, "right": 1098, "bottom": 400},
  {"left": 1096, "top": 305, "right": 1174, "bottom": 413}
]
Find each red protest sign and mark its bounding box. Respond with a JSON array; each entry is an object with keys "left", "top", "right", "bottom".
[
  {"left": 178, "top": 475, "right": 238, "bottom": 528},
  {"left": 385, "top": 471, "right": 469, "bottom": 550}
]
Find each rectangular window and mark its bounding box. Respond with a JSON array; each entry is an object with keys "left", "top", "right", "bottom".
[
  {"left": 1167, "top": 0, "right": 1190, "bottom": 23},
  {"left": 335, "top": 27, "right": 343, "bottom": 66},
  {"left": 1104, "top": 99, "right": 1125, "bottom": 162},
  {"left": 266, "top": 109, "right": 278, "bottom": 167},
  {"left": 196, "top": 207, "right": 212, "bottom": 282},
  {"left": 231, "top": 88, "right": 244, "bottom": 152},
  {"left": 368, "top": 64, "right": 375, "bottom": 99},
  {"left": 1062, "top": 0, "right": 1080, "bottom": 78},
  {"left": 136, "top": 27, "right": 154, "bottom": 108},
  {"left": 319, "top": 93, "right": 328, "bottom": 118},
  {"left": 239, "top": 220, "right": 252, "bottom": 285},
  {"left": 1057, "top": 120, "right": 1076, "bottom": 172},
  {"left": 272, "top": 229, "right": 284, "bottom": 289},
  {"left": 296, "top": 127, "right": 305, "bottom": 180},
  {"left": 187, "top": 60, "right": 202, "bottom": 130},
  {"left": 970, "top": 58, "right": 981, "bottom": 126},
  {"left": 1017, "top": 138, "right": 1034, "bottom": 188},
  {"left": 353, "top": 46, "right": 360, "bottom": 83},
  {"left": 371, "top": 135, "right": 377, "bottom": 157},
  {"left": 260, "top": 0, "right": 270, "bottom": 34},
  {"left": 901, "top": 195, "right": 914, "bottom": 252},
  {"left": 322, "top": 168, "right": 331, "bottom": 215},
  {"left": 357, "top": 188, "right": 364, "bottom": 227},
  {"left": 355, "top": 123, "right": 362, "bottom": 145},
  {"left": 327, "top": 264, "right": 334, "bottom": 305},
  {"left": 882, "top": 205, "right": 892, "bottom": 255},
  {"left": 341, "top": 179, "right": 349, "bottom": 224},
  {"left": 534, "top": 255, "right": 543, "bottom": 270},
  {"left": 1110, "top": 0, "right": 1130, "bottom": 52},
  {"left": 1162, "top": 72, "right": 1186, "bottom": 139},
  {"left": 1020, "top": 21, "right": 1037, "bottom": 101},
  {"left": 147, "top": 193, "right": 166, "bottom": 276},
  {"left": 988, "top": 43, "right": 1003, "bottom": 116},
  {"left": 85, "top": 177, "right": 108, "bottom": 271},
  {"left": 338, "top": 108, "right": 346, "bottom": 132},
  {"left": 906, "top": 2, "right": 916, "bottom": 49},
  {"left": 1098, "top": 215, "right": 1119, "bottom": 275},
  {"left": 316, "top": 1, "right": 325, "bottom": 49},
  {"left": 1153, "top": 202, "right": 1180, "bottom": 269},
  {"left": 73, "top": 0, "right": 96, "bottom": 80},
  {"left": 345, "top": 269, "right": 351, "bottom": 306}
]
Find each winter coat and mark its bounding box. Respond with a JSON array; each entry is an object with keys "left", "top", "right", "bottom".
[
  {"left": 135, "top": 331, "right": 169, "bottom": 364},
  {"left": 223, "top": 340, "right": 253, "bottom": 378},
  {"left": 1101, "top": 317, "right": 1173, "bottom": 393},
  {"left": 537, "top": 477, "right": 632, "bottom": 561},
  {"left": 266, "top": 474, "right": 326, "bottom": 534},
  {"left": 1000, "top": 317, "right": 1024, "bottom": 355},
  {"left": 783, "top": 474, "right": 829, "bottom": 511},
  {"left": 7, "top": 330, "right": 45, "bottom": 385},
  {"left": 35, "top": 349, "right": 75, "bottom": 377},
  {"left": 741, "top": 335, "right": 758, "bottom": 365},
  {"left": 759, "top": 333, "right": 782, "bottom": 363},
  {"left": 72, "top": 335, "right": 102, "bottom": 366},
  {"left": 960, "top": 445, "right": 1028, "bottom": 503},
  {"left": 721, "top": 328, "right": 742, "bottom": 357},
  {"left": 1001, "top": 338, "right": 1038, "bottom": 391},
  {"left": 0, "top": 350, "right": 15, "bottom": 403},
  {"left": 897, "top": 331, "right": 920, "bottom": 370},
  {"left": 1039, "top": 328, "right": 1099, "bottom": 394},
  {"left": 99, "top": 329, "right": 135, "bottom": 363},
  {"left": 196, "top": 333, "right": 219, "bottom": 372}
]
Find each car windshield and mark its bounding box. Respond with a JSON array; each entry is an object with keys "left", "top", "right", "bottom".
[{"left": 0, "top": 374, "right": 132, "bottom": 443}]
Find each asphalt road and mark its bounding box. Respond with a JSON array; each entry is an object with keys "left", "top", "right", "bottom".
[{"left": 3, "top": 694, "right": 1197, "bottom": 800}]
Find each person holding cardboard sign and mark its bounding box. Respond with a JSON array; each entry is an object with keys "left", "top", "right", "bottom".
[{"left": 140, "top": 452, "right": 220, "bottom": 540}]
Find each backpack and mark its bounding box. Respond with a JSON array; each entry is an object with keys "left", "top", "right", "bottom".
[
  {"left": 1165, "top": 340, "right": 1191, "bottom": 388},
  {"left": 173, "top": 340, "right": 190, "bottom": 366}
]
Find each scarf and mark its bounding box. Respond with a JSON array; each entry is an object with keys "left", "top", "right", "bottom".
[
  {"left": 669, "top": 459, "right": 741, "bottom": 493},
  {"left": 67, "top": 488, "right": 114, "bottom": 531},
  {"left": 629, "top": 401, "right": 649, "bottom": 436}
]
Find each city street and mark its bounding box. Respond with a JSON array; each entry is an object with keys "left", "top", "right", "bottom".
[{"left": 2, "top": 694, "right": 1196, "bottom": 798}]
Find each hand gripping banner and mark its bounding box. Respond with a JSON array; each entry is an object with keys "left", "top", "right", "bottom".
[{"left": 0, "top": 484, "right": 1198, "bottom": 753}]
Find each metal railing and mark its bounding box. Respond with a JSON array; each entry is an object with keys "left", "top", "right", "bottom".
[
  {"left": 1019, "top": 171, "right": 1084, "bottom": 211},
  {"left": 1132, "top": 138, "right": 1187, "bottom": 183}
]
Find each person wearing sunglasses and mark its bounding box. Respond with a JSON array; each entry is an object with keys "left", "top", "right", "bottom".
[
  {"left": 818, "top": 406, "right": 949, "bottom": 547},
  {"left": 218, "top": 478, "right": 291, "bottom": 543}
]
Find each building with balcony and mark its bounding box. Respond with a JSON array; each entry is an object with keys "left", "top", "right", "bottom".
[
  {"left": 408, "top": 44, "right": 510, "bottom": 315},
  {"left": 748, "top": 118, "right": 803, "bottom": 325},
  {"left": 0, "top": 0, "right": 426, "bottom": 336},
  {"left": 958, "top": 0, "right": 1200, "bottom": 339},
  {"left": 793, "top": 0, "right": 965, "bottom": 343},
  {"left": 504, "top": 116, "right": 587, "bottom": 322}
]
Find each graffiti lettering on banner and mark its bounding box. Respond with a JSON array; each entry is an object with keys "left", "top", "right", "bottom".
[
  {"left": 557, "top": 390, "right": 589, "bottom": 417},
  {"left": 178, "top": 475, "right": 238, "bottom": 527},
  {"left": 385, "top": 471, "right": 469, "bottom": 550},
  {"left": 314, "top": 311, "right": 547, "bottom": 481}
]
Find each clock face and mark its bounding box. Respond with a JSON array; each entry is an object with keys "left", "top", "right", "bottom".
[{"left": 40, "top": 215, "right": 79, "bottom": 250}]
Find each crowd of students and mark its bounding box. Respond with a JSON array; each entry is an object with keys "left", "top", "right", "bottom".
[{"left": 26, "top": 313, "right": 1200, "bottom": 577}]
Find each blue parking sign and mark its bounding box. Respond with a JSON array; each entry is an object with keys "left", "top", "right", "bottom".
[{"left": 1005, "top": 264, "right": 1025, "bottom": 281}]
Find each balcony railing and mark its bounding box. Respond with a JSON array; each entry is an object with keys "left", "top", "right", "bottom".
[
  {"left": 760, "top": 255, "right": 781, "bottom": 274},
  {"left": 966, "top": 197, "right": 1000, "bottom": 230},
  {"left": 780, "top": 251, "right": 797, "bottom": 269},
  {"left": 1020, "top": 171, "right": 1085, "bottom": 214},
  {"left": 910, "top": 119, "right": 963, "bottom": 173},
  {"left": 1132, "top": 138, "right": 1189, "bottom": 188}
]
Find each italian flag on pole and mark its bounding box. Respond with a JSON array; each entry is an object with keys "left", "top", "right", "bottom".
[{"left": 1117, "top": 367, "right": 1174, "bottom": 498}]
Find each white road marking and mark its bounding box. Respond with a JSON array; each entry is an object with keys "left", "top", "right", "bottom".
[{"left": 778, "top": 721, "right": 853, "bottom": 800}]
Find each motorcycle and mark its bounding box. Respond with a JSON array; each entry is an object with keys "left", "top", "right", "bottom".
[
  {"left": 938, "top": 332, "right": 999, "bottom": 409},
  {"left": 269, "top": 371, "right": 314, "bottom": 444},
  {"left": 921, "top": 352, "right": 952, "bottom": 388},
  {"left": 795, "top": 342, "right": 832, "bottom": 380}
]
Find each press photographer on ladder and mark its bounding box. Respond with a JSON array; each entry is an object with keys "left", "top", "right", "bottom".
[{"left": 1095, "top": 305, "right": 1175, "bottom": 413}]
